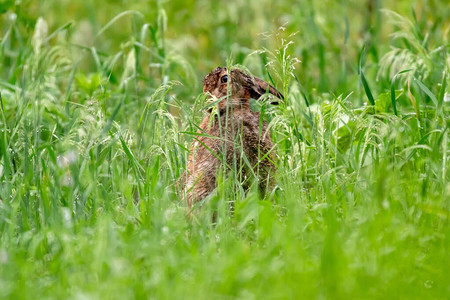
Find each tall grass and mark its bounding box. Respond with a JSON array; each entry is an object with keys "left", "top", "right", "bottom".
[{"left": 0, "top": 0, "right": 449, "bottom": 298}]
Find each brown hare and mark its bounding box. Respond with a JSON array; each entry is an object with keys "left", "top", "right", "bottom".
[{"left": 180, "top": 67, "right": 284, "bottom": 211}]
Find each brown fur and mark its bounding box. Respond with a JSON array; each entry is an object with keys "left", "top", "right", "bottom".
[{"left": 180, "top": 67, "right": 284, "bottom": 211}]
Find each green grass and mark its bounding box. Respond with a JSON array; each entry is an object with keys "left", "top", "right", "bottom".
[{"left": 0, "top": 0, "right": 449, "bottom": 299}]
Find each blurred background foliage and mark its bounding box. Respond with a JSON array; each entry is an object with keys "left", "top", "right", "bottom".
[
  {"left": 0, "top": 0, "right": 449, "bottom": 298},
  {"left": 1, "top": 0, "right": 449, "bottom": 98}
]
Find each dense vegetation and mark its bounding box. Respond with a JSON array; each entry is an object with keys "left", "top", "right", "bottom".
[{"left": 0, "top": 0, "right": 449, "bottom": 298}]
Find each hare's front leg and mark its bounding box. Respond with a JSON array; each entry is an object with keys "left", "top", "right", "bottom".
[{"left": 253, "top": 121, "right": 277, "bottom": 198}]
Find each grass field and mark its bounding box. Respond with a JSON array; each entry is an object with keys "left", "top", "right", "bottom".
[{"left": 0, "top": 0, "right": 449, "bottom": 299}]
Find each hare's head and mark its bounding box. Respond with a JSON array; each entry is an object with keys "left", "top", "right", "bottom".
[{"left": 202, "top": 67, "right": 284, "bottom": 111}]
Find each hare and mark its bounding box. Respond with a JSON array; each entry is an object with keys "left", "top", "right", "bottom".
[{"left": 180, "top": 67, "right": 284, "bottom": 211}]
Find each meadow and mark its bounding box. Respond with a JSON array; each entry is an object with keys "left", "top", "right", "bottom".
[{"left": 0, "top": 0, "right": 449, "bottom": 298}]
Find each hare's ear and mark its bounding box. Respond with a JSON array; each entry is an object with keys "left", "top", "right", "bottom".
[{"left": 249, "top": 77, "right": 284, "bottom": 104}]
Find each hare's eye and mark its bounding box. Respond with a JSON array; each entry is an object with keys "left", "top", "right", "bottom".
[{"left": 221, "top": 75, "right": 228, "bottom": 83}]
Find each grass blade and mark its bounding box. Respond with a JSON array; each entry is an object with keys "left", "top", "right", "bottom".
[
  {"left": 414, "top": 77, "right": 438, "bottom": 106},
  {"left": 358, "top": 46, "right": 375, "bottom": 106},
  {"left": 391, "top": 69, "right": 413, "bottom": 116}
]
